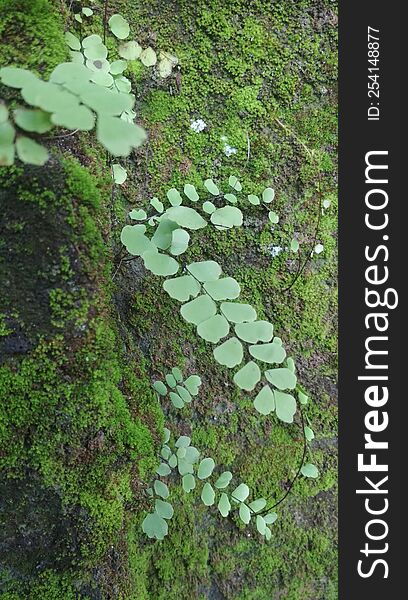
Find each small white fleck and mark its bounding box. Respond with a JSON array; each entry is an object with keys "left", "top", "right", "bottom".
[
  {"left": 270, "top": 245, "right": 283, "bottom": 257},
  {"left": 224, "top": 144, "right": 237, "bottom": 157},
  {"left": 190, "top": 118, "right": 206, "bottom": 133}
]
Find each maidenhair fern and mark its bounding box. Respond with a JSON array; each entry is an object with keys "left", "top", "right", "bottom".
[
  {"left": 143, "top": 365, "right": 317, "bottom": 541},
  {"left": 119, "top": 179, "right": 319, "bottom": 541},
  {"left": 0, "top": 11, "right": 178, "bottom": 167}
]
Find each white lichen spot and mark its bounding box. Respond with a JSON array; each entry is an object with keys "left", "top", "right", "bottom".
[
  {"left": 270, "top": 246, "right": 283, "bottom": 258},
  {"left": 190, "top": 118, "right": 206, "bottom": 133}
]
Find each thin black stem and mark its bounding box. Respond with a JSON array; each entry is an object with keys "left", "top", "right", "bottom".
[{"left": 259, "top": 404, "right": 307, "bottom": 516}]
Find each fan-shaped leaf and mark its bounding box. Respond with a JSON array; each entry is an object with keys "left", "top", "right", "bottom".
[
  {"left": 119, "top": 41, "right": 142, "bottom": 60},
  {"left": 169, "top": 229, "right": 190, "bottom": 256},
  {"left": 304, "top": 426, "right": 315, "bottom": 441},
  {"left": 204, "top": 178, "right": 220, "bottom": 195},
  {"left": 218, "top": 493, "right": 231, "bottom": 517},
  {"left": 109, "top": 14, "right": 130, "bottom": 39},
  {"left": 112, "top": 163, "right": 127, "bottom": 184},
  {"left": 64, "top": 31, "right": 81, "bottom": 51},
  {"left": 140, "top": 47, "right": 157, "bottom": 67},
  {"left": 224, "top": 193, "right": 237, "bottom": 204},
  {"left": 197, "top": 314, "right": 230, "bottom": 343},
  {"left": 156, "top": 463, "right": 171, "bottom": 476},
  {"left": 256, "top": 515, "right": 266, "bottom": 535},
  {"left": 202, "top": 201, "right": 216, "bottom": 214},
  {"left": 265, "top": 368, "right": 297, "bottom": 390},
  {"left": 187, "top": 260, "right": 221, "bottom": 282},
  {"left": 167, "top": 187, "right": 183, "bottom": 206},
  {"left": 152, "top": 218, "right": 179, "bottom": 250},
  {"left": 143, "top": 251, "right": 179, "bottom": 276},
  {"left": 249, "top": 498, "right": 267, "bottom": 513},
  {"left": 301, "top": 463, "right": 319, "bottom": 478},
  {"left": 169, "top": 392, "right": 184, "bottom": 409},
  {"left": 221, "top": 302, "right": 257, "bottom": 324},
  {"left": 211, "top": 206, "right": 243, "bottom": 229},
  {"left": 15, "top": 137, "right": 48, "bottom": 165},
  {"left": 213, "top": 337, "right": 243, "bottom": 369},
  {"left": 235, "top": 321, "right": 274, "bottom": 344},
  {"left": 249, "top": 342, "right": 286, "bottom": 364},
  {"left": 233, "top": 361, "right": 261, "bottom": 391},
  {"left": 142, "top": 512, "right": 168, "bottom": 539},
  {"left": 51, "top": 105, "right": 95, "bottom": 130},
  {"left": 163, "top": 275, "right": 201, "bottom": 302},
  {"left": 175, "top": 435, "right": 191, "bottom": 448},
  {"left": 201, "top": 482, "right": 215, "bottom": 506},
  {"left": 165, "top": 206, "right": 207, "bottom": 230},
  {"left": 198, "top": 457, "right": 215, "bottom": 480},
  {"left": 253, "top": 385, "right": 275, "bottom": 415},
  {"left": 14, "top": 109, "right": 52, "bottom": 134},
  {"left": 184, "top": 375, "right": 201, "bottom": 396},
  {"left": 182, "top": 473, "right": 196, "bottom": 492},
  {"left": 184, "top": 183, "right": 199, "bottom": 202},
  {"left": 181, "top": 295, "right": 216, "bottom": 325},
  {"left": 0, "top": 67, "right": 37, "bottom": 89},
  {"left": 228, "top": 175, "right": 242, "bottom": 191},
  {"left": 248, "top": 194, "right": 260, "bottom": 205},
  {"left": 231, "top": 483, "right": 249, "bottom": 503},
  {"left": 262, "top": 187, "right": 275, "bottom": 203},
  {"left": 264, "top": 512, "right": 278, "bottom": 525},
  {"left": 204, "top": 277, "right": 240, "bottom": 301},
  {"left": 274, "top": 391, "right": 297, "bottom": 423},
  {"left": 239, "top": 503, "right": 251, "bottom": 524},
  {"left": 154, "top": 480, "right": 169, "bottom": 499},
  {"left": 97, "top": 116, "right": 146, "bottom": 156},
  {"left": 153, "top": 381, "right": 167, "bottom": 396},
  {"left": 215, "top": 471, "right": 233, "bottom": 489},
  {"left": 120, "top": 226, "right": 155, "bottom": 256}
]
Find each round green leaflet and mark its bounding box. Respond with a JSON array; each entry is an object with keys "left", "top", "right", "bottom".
[
  {"left": 249, "top": 498, "right": 267, "bottom": 513},
  {"left": 143, "top": 250, "right": 179, "bottom": 276},
  {"left": 256, "top": 515, "right": 266, "bottom": 535},
  {"left": 249, "top": 342, "right": 286, "bottom": 364},
  {"left": 301, "top": 463, "right": 319, "bottom": 478},
  {"left": 211, "top": 206, "right": 243, "bottom": 229},
  {"left": 203, "top": 277, "right": 240, "bottom": 301},
  {"left": 248, "top": 194, "right": 260, "bottom": 205},
  {"left": 161, "top": 445, "right": 171, "bottom": 460},
  {"left": 109, "top": 14, "right": 130, "bottom": 40},
  {"left": 228, "top": 175, "right": 242, "bottom": 191},
  {"left": 221, "top": 302, "right": 257, "bottom": 324},
  {"left": 142, "top": 512, "right": 168, "bottom": 540},
  {"left": 233, "top": 361, "right": 261, "bottom": 391},
  {"left": 14, "top": 109, "right": 52, "bottom": 134},
  {"left": 265, "top": 368, "right": 297, "bottom": 390},
  {"left": 187, "top": 260, "right": 221, "bottom": 282},
  {"left": 304, "top": 426, "right": 315, "bottom": 441},
  {"left": 175, "top": 435, "right": 191, "bottom": 448},
  {"left": 112, "top": 163, "right": 127, "bottom": 184},
  {"left": 97, "top": 116, "right": 146, "bottom": 156},
  {"left": 114, "top": 76, "right": 132, "bottom": 93},
  {"left": 239, "top": 503, "right": 251, "bottom": 524},
  {"left": 298, "top": 391, "right": 308, "bottom": 405},
  {"left": 177, "top": 447, "right": 186, "bottom": 459},
  {"left": 120, "top": 226, "right": 156, "bottom": 256},
  {"left": 169, "top": 229, "right": 190, "bottom": 256},
  {"left": 184, "top": 183, "right": 199, "bottom": 202},
  {"left": 154, "top": 480, "right": 169, "bottom": 499},
  {"left": 315, "top": 243, "right": 324, "bottom": 254},
  {"left": 287, "top": 357, "right": 296, "bottom": 372},
  {"left": 231, "top": 483, "right": 249, "bottom": 503},
  {"left": 167, "top": 187, "right": 183, "bottom": 206},
  {"left": 253, "top": 385, "right": 275, "bottom": 416},
  {"left": 235, "top": 320, "right": 274, "bottom": 344},
  {"left": 202, "top": 201, "right": 216, "bottom": 214},
  {"left": 165, "top": 206, "right": 207, "bottom": 230},
  {"left": 151, "top": 197, "right": 164, "bottom": 213},
  {"left": 82, "top": 7, "right": 93, "bottom": 17},
  {"left": 274, "top": 391, "right": 297, "bottom": 423},
  {"left": 262, "top": 187, "right": 275, "bottom": 203},
  {"left": 204, "top": 178, "right": 220, "bottom": 196},
  {"left": 82, "top": 34, "right": 102, "bottom": 48},
  {"left": 152, "top": 218, "right": 179, "bottom": 250},
  {"left": 110, "top": 59, "right": 128, "bottom": 75},
  {"left": 197, "top": 314, "right": 230, "bottom": 343},
  {"left": 201, "top": 482, "right": 215, "bottom": 506},
  {"left": 155, "top": 499, "right": 174, "bottom": 519},
  {"left": 140, "top": 47, "right": 157, "bottom": 67},
  {"left": 268, "top": 211, "right": 279, "bottom": 224},
  {"left": 51, "top": 105, "right": 95, "bottom": 131},
  {"left": 156, "top": 463, "right": 171, "bottom": 476},
  {"left": 218, "top": 493, "right": 231, "bottom": 517},
  {"left": 163, "top": 275, "right": 201, "bottom": 302},
  {"left": 215, "top": 471, "right": 233, "bottom": 489},
  {"left": 182, "top": 473, "right": 196, "bottom": 492},
  {"left": 90, "top": 70, "right": 114, "bottom": 87},
  {"left": 170, "top": 392, "right": 184, "bottom": 409},
  {"left": 213, "top": 337, "right": 243, "bottom": 369},
  {"left": 198, "top": 457, "right": 215, "bottom": 479},
  {"left": 153, "top": 381, "right": 167, "bottom": 396},
  {"left": 291, "top": 239, "right": 299, "bottom": 253},
  {"left": 119, "top": 41, "right": 142, "bottom": 60},
  {"left": 82, "top": 88, "right": 134, "bottom": 116},
  {"left": 184, "top": 375, "right": 201, "bottom": 396},
  {"left": 16, "top": 137, "right": 48, "bottom": 166},
  {"left": 169, "top": 454, "right": 177, "bottom": 468},
  {"left": 83, "top": 43, "right": 108, "bottom": 60},
  {"left": 176, "top": 385, "right": 192, "bottom": 404},
  {"left": 184, "top": 446, "right": 200, "bottom": 464},
  {"left": 180, "top": 295, "right": 216, "bottom": 326},
  {"left": 65, "top": 31, "right": 81, "bottom": 51},
  {"left": 166, "top": 373, "right": 177, "bottom": 388},
  {"left": 163, "top": 428, "right": 171, "bottom": 444},
  {"left": 0, "top": 67, "right": 38, "bottom": 89},
  {"left": 264, "top": 512, "right": 278, "bottom": 525},
  {"left": 224, "top": 193, "right": 237, "bottom": 204},
  {"left": 171, "top": 367, "right": 183, "bottom": 382}
]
